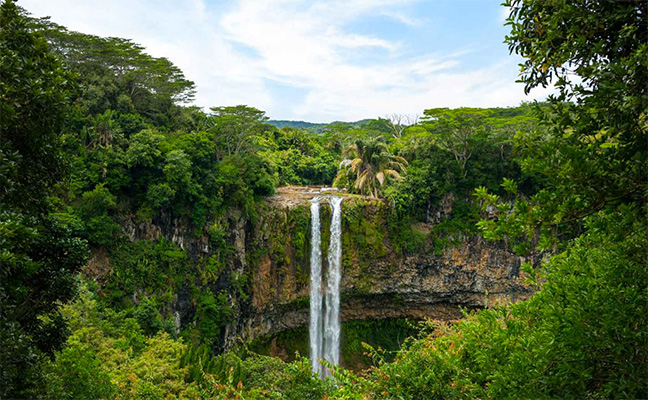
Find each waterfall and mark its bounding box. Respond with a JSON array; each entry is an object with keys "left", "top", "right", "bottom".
[
  {"left": 309, "top": 196, "right": 343, "bottom": 379},
  {"left": 309, "top": 198, "right": 323, "bottom": 377},
  {"left": 323, "top": 196, "right": 343, "bottom": 376}
]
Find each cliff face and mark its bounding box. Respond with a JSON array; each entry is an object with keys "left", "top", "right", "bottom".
[
  {"left": 224, "top": 189, "right": 534, "bottom": 350},
  {"left": 113, "top": 187, "right": 534, "bottom": 351}
]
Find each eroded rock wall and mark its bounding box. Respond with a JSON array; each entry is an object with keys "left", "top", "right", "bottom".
[
  {"left": 225, "top": 195, "right": 533, "bottom": 350},
  {"left": 113, "top": 190, "right": 533, "bottom": 352}
]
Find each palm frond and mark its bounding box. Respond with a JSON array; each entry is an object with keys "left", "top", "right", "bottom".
[
  {"left": 383, "top": 169, "right": 403, "bottom": 180},
  {"left": 350, "top": 158, "right": 363, "bottom": 172},
  {"left": 391, "top": 155, "right": 409, "bottom": 165},
  {"left": 341, "top": 144, "right": 358, "bottom": 158},
  {"left": 355, "top": 172, "right": 369, "bottom": 192},
  {"left": 376, "top": 171, "right": 385, "bottom": 186}
]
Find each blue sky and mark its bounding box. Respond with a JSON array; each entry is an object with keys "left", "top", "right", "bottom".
[{"left": 20, "top": 0, "right": 551, "bottom": 122}]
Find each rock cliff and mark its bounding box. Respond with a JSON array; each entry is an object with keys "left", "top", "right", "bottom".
[
  {"left": 111, "top": 186, "right": 534, "bottom": 352},
  {"left": 224, "top": 187, "right": 534, "bottom": 350}
]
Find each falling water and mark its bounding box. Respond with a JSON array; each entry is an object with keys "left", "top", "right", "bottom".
[
  {"left": 323, "top": 196, "right": 343, "bottom": 376},
  {"left": 309, "top": 198, "right": 323, "bottom": 377},
  {"left": 309, "top": 195, "right": 344, "bottom": 379}
]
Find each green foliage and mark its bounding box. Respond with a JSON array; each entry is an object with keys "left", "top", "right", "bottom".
[
  {"left": 77, "top": 184, "right": 122, "bottom": 246},
  {"left": 351, "top": 215, "right": 648, "bottom": 399},
  {"left": 79, "top": 184, "right": 116, "bottom": 217},
  {"left": 43, "top": 287, "right": 200, "bottom": 399},
  {"left": 34, "top": 17, "right": 196, "bottom": 125},
  {"left": 134, "top": 299, "right": 165, "bottom": 336},
  {"left": 3, "top": 0, "right": 644, "bottom": 397},
  {"left": 163, "top": 149, "right": 193, "bottom": 191},
  {"left": 125, "top": 128, "right": 164, "bottom": 168},
  {"left": 385, "top": 105, "right": 539, "bottom": 255},
  {"left": 209, "top": 105, "right": 269, "bottom": 157},
  {"left": 341, "top": 199, "right": 388, "bottom": 276},
  {"left": 289, "top": 205, "right": 310, "bottom": 263},
  {"left": 114, "top": 333, "right": 191, "bottom": 397},
  {"left": 106, "top": 239, "right": 188, "bottom": 308},
  {"left": 146, "top": 182, "right": 175, "bottom": 209},
  {"left": 84, "top": 214, "right": 122, "bottom": 247},
  {"left": 196, "top": 290, "right": 233, "bottom": 345},
  {"left": 0, "top": 3, "right": 88, "bottom": 396},
  {"left": 188, "top": 351, "right": 333, "bottom": 399},
  {"left": 43, "top": 344, "right": 116, "bottom": 400},
  {"left": 335, "top": 137, "right": 408, "bottom": 198},
  {"left": 200, "top": 254, "right": 226, "bottom": 285},
  {"left": 217, "top": 153, "right": 277, "bottom": 216},
  {"left": 261, "top": 127, "right": 339, "bottom": 185},
  {"left": 419, "top": 107, "right": 537, "bottom": 179},
  {"left": 477, "top": 0, "right": 648, "bottom": 253},
  {"left": 0, "top": 0, "right": 74, "bottom": 211},
  {"left": 421, "top": 107, "right": 492, "bottom": 177}
]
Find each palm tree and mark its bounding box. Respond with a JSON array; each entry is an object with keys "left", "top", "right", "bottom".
[{"left": 334, "top": 138, "right": 408, "bottom": 198}]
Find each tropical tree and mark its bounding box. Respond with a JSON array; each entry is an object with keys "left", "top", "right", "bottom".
[
  {"left": 385, "top": 113, "right": 419, "bottom": 139},
  {"left": 476, "top": 0, "right": 648, "bottom": 254},
  {"left": 334, "top": 137, "right": 408, "bottom": 198},
  {"left": 0, "top": 1, "right": 88, "bottom": 396},
  {"left": 31, "top": 17, "right": 196, "bottom": 125},
  {"left": 208, "top": 105, "right": 270, "bottom": 157},
  {"left": 420, "top": 108, "right": 492, "bottom": 178}
]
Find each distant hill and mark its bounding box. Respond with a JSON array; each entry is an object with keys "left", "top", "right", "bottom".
[
  {"left": 267, "top": 120, "right": 327, "bottom": 130},
  {"left": 267, "top": 119, "right": 372, "bottom": 132}
]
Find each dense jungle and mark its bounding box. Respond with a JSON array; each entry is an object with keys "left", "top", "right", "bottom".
[{"left": 1, "top": 0, "right": 646, "bottom": 398}]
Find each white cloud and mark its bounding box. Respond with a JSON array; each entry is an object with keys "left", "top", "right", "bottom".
[
  {"left": 500, "top": 4, "right": 512, "bottom": 22},
  {"left": 380, "top": 10, "right": 426, "bottom": 27},
  {"left": 19, "top": 0, "right": 547, "bottom": 122}
]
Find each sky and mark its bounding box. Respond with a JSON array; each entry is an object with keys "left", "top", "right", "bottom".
[{"left": 20, "top": 0, "right": 553, "bottom": 123}]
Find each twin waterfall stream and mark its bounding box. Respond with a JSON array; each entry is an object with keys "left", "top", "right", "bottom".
[{"left": 309, "top": 196, "right": 343, "bottom": 379}]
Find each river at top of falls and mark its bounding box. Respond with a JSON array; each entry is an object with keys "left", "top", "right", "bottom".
[{"left": 309, "top": 195, "right": 343, "bottom": 379}]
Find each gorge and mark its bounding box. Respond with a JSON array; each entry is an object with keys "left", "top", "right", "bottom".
[
  {"left": 4, "top": 1, "right": 644, "bottom": 396},
  {"left": 118, "top": 186, "right": 535, "bottom": 368}
]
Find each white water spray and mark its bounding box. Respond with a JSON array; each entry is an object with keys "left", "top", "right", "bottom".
[
  {"left": 309, "top": 198, "right": 323, "bottom": 377},
  {"left": 323, "top": 196, "right": 343, "bottom": 375},
  {"left": 309, "top": 195, "right": 344, "bottom": 379}
]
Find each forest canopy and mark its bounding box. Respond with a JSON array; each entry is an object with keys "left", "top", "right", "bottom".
[{"left": 0, "top": 0, "right": 646, "bottom": 398}]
